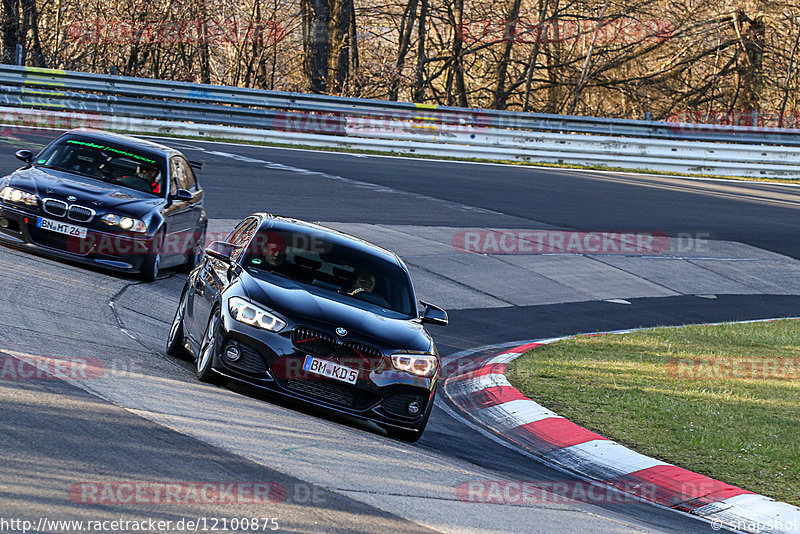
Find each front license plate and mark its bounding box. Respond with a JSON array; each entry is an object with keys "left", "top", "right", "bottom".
[
  {"left": 303, "top": 355, "right": 358, "bottom": 385},
  {"left": 36, "top": 217, "right": 88, "bottom": 238}
]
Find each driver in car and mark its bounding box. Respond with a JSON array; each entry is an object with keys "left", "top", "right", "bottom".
[
  {"left": 263, "top": 237, "right": 287, "bottom": 268},
  {"left": 117, "top": 165, "right": 162, "bottom": 194},
  {"left": 347, "top": 272, "right": 390, "bottom": 308},
  {"left": 349, "top": 272, "right": 376, "bottom": 295},
  {"left": 139, "top": 166, "right": 162, "bottom": 194}
]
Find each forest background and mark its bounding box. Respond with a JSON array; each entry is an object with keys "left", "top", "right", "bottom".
[{"left": 1, "top": 0, "right": 794, "bottom": 126}]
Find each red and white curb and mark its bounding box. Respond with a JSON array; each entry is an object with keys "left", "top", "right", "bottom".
[{"left": 443, "top": 323, "right": 800, "bottom": 534}]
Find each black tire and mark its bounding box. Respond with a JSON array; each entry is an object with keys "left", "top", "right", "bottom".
[
  {"left": 180, "top": 223, "right": 207, "bottom": 273},
  {"left": 165, "top": 289, "right": 192, "bottom": 360},
  {"left": 196, "top": 308, "right": 226, "bottom": 385},
  {"left": 386, "top": 395, "right": 434, "bottom": 443},
  {"left": 140, "top": 231, "right": 164, "bottom": 282}
]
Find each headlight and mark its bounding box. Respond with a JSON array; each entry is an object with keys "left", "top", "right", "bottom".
[
  {"left": 101, "top": 213, "right": 147, "bottom": 233},
  {"left": 228, "top": 297, "right": 286, "bottom": 332},
  {"left": 391, "top": 353, "right": 438, "bottom": 378},
  {"left": 0, "top": 186, "right": 38, "bottom": 207}
]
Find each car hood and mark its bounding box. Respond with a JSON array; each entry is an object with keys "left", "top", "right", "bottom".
[
  {"left": 6, "top": 166, "right": 163, "bottom": 216},
  {"left": 240, "top": 270, "right": 432, "bottom": 352}
]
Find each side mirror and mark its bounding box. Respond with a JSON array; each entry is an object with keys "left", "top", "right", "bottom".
[
  {"left": 205, "top": 241, "right": 237, "bottom": 262},
  {"left": 227, "top": 262, "right": 242, "bottom": 282},
  {"left": 15, "top": 150, "right": 34, "bottom": 164},
  {"left": 419, "top": 301, "right": 448, "bottom": 326},
  {"left": 170, "top": 188, "right": 194, "bottom": 202}
]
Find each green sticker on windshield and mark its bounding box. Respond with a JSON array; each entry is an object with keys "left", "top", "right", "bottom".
[
  {"left": 65, "top": 139, "right": 157, "bottom": 164},
  {"left": 251, "top": 258, "right": 263, "bottom": 265},
  {"left": 36, "top": 159, "right": 46, "bottom": 164}
]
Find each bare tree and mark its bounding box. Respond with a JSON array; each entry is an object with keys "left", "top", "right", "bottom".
[
  {"left": 2, "top": 0, "right": 19, "bottom": 64},
  {"left": 329, "top": 0, "right": 353, "bottom": 94},
  {"left": 20, "top": 0, "right": 44, "bottom": 65},
  {"left": 447, "top": 0, "right": 468, "bottom": 106},
  {"left": 388, "top": 0, "right": 418, "bottom": 101},
  {"left": 491, "top": 0, "right": 522, "bottom": 109},
  {"left": 7, "top": 0, "right": 800, "bottom": 125},
  {"left": 302, "top": 0, "right": 329, "bottom": 93},
  {"left": 413, "top": 0, "right": 427, "bottom": 101}
]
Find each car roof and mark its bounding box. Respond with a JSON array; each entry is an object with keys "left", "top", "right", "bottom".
[
  {"left": 253, "top": 214, "right": 406, "bottom": 268},
  {"left": 62, "top": 129, "right": 183, "bottom": 158}
]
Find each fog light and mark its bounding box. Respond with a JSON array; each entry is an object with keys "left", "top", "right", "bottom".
[
  {"left": 224, "top": 345, "right": 241, "bottom": 361},
  {"left": 407, "top": 401, "right": 421, "bottom": 415},
  {"left": 0, "top": 217, "right": 8, "bottom": 228}
]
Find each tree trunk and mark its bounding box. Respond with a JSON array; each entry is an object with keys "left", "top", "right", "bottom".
[
  {"left": 413, "top": 0, "right": 427, "bottom": 101},
  {"left": 350, "top": 4, "right": 360, "bottom": 96},
  {"left": 544, "top": 0, "right": 562, "bottom": 114},
  {"left": 20, "top": 0, "right": 44, "bottom": 66},
  {"left": 450, "top": 0, "right": 467, "bottom": 106},
  {"left": 330, "top": 0, "right": 353, "bottom": 94},
  {"left": 569, "top": 0, "right": 610, "bottom": 114},
  {"left": 737, "top": 10, "right": 765, "bottom": 113},
  {"left": 1, "top": 0, "right": 19, "bottom": 64},
  {"left": 302, "top": 0, "right": 330, "bottom": 93},
  {"left": 389, "top": 0, "right": 418, "bottom": 101},
  {"left": 778, "top": 18, "right": 800, "bottom": 127},
  {"left": 198, "top": 0, "right": 211, "bottom": 84},
  {"left": 491, "top": 0, "right": 522, "bottom": 110}
]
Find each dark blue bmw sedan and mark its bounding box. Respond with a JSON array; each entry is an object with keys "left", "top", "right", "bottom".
[{"left": 0, "top": 129, "right": 207, "bottom": 280}]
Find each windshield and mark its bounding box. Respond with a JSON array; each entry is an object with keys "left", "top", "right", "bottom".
[
  {"left": 34, "top": 137, "right": 166, "bottom": 196},
  {"left": 243, "top": 230, "right": 416, "bottom": 317}
]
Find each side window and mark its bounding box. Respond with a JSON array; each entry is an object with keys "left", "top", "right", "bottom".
[
  {"left": 228, "top": 219, "right": 258, "bottom": 263},
  {"left": 226, "top": 219, "right": 253, "bottom": 243},
  {"left": 179, "top": 157, "right": 198, "bottom": 191},
  {"left": 169, "top": 157, "right": 180, "bottom": 196},
  {"left": 170, "top": 157, "right": 196, "bottom": 192}
]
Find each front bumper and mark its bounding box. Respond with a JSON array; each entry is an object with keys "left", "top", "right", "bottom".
[
  {"left": 0, "top": 203, "right": 153, "bottom": 273},
  {"left": 211, "top": 311, "right": 438, "bottom": 432}
]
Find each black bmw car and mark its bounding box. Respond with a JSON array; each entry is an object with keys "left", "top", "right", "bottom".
[
  {"left": 0, "top": 129, "right": 206, "bottom": 280},
  {"left": 167, "top": 214, "right": 448, "bottom": 441}
]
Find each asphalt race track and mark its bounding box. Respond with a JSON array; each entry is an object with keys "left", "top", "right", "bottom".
[{"left": 2, "top": 128, "right": 799, "bottom": 533}]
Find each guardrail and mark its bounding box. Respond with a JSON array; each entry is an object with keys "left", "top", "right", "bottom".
[{"left": 0, "top": 65, "right": 799, "bottom": 179}]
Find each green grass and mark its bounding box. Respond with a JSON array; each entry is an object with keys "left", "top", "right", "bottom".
[{"left": 505, "top": 320, "right": 800, "bottom": 505}]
